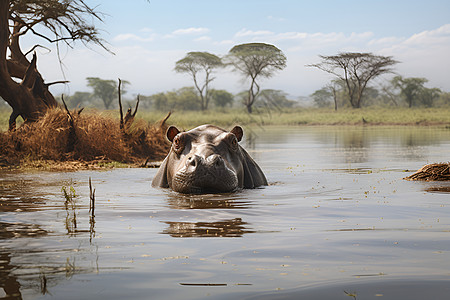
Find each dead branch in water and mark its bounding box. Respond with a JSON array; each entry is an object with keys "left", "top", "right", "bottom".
[{"left": 89, "top": 177, "right": 96, "bottom": 242}]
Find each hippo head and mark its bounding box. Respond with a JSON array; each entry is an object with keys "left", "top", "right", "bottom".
[{"left": 152, "top": 124, "right": 267, "bottom": 194}]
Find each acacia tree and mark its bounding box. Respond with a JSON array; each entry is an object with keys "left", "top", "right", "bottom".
[
  {"left": 174, "top": 52, "right": 223, "bottom": 111},
  {"left": 391, "top": 76, "right": 428, "bottom": 108},
  {"left": 0, "top": 0, "right": 107, "bottom": 130},
  {"left": 86, "top": 78, "right": 129, "bottom": 109},
  {"left": 226, "top": 43, "right": 287, "bottom": 113},
  {"left": 210, "top": 89, "right": 234, "bottom": 108},
  {"left": 308, "top": 52, "right": 398, "bottom": 108}
]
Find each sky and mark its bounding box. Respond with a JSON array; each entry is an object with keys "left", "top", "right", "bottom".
[{"left": 24, "top": 0, "right": 450, "bottom": 100}]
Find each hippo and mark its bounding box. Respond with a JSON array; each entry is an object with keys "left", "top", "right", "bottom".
[{"left": 152, "top": 124, "right": 268, "bottom": 193}]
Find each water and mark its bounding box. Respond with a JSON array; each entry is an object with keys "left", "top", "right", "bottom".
[{"left": 1, "top": 126, "right": 450, "bottom": 299}]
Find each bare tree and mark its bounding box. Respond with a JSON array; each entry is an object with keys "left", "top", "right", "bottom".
[
  {"left": 0, "top": 0, "right": 108, "bottom": 130},
  {"left": 308, "top": 53, "right": 398, "bottom": 108}
]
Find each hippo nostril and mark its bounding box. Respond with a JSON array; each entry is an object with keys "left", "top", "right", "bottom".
[
  {"left": 186, "top": 155, "right": 201, "bottom": 168},
  {"left": 215, "top": 157, "right": 223, "bottom": 167},
  {"left": 187, "top": 155, "right": 197, "bottom": 167},
  {"left": 207, "top": 154, "right": 224, "bottom": 168}
]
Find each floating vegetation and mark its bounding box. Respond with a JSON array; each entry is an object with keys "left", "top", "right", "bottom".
[{"left": 404, "top": 163, "right": 450, "bottom": 181}]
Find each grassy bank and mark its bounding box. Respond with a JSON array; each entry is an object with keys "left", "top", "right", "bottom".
[
  {"left": 1, "top": 107, "right": 450, "bottom": 132},
  {"left": 137, "top": 107, "right": 450, "bottom": 129}
]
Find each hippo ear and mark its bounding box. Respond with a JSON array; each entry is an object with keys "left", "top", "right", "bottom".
[
  {"left": 151, "top": 156, "right": 170, "bottom": 188},
  {"left": 230, "top": 126, "right": 243, "bottom": 142},
  {"left": 241, "top": 148, "right": 268, "bottom": 188},
  {"left": 166, "top": 126, "right": 180, "bottom": 142}
]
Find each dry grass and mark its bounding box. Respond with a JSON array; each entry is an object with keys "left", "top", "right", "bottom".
[
  {"left": 0, "top": 108, "right": 170, "bottom": 168},
  {"left": 404, "top": 163, "right": 450, "bottom": 181}
]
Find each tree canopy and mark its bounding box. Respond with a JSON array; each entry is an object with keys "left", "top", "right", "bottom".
[
  {"left": 391, "top": 76, "right": 428, "bottom": 108},
  {"left": 175, "top": 51, "right": 223, "bottom": 110},
  {"left": 86, "top": 78, "right": 129, "bottom": 110},
  {"left": 308, "top": 52, "right": 398, "bottom": 108},
  {"left": 226, "top": 43, "right": 287, "bottom": 113}
]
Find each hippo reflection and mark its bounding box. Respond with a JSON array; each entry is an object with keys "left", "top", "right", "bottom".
[
  {"left": 162, "top": 218, "right": 255, "bottom": 237},
  {"left": 152, "top": 124, "right": 267, "bottom": 193}
]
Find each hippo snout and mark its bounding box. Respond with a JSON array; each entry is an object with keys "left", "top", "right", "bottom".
[
  {"left": 206, "top": 154, "right": 225, "bottom": 168},
  {"left": 186, "top": 154, "right": 225, "bottom": 170}
]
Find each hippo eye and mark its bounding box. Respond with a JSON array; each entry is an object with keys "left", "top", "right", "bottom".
[
  {"left": 228, "top": 135, "right": 238, "bottom": 150},
  {"left": 173, "top": 135, "right": 184, "bottom": 154}
]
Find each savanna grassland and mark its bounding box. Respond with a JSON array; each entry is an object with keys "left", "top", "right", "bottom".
[
  {"left": 2, "top": 106, "right": 450, "bottom": 131},
  {"left": 135, "top": 107, "right": 450, "bottom": 129}
]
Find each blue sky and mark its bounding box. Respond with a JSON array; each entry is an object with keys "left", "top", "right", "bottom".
[{"left": 31, "top": 0, "right": 450, "bottom": 99}]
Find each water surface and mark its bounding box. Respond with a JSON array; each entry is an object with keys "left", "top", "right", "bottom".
[{"left": 1, "top": 126, "right": 450, "bottom": 299}]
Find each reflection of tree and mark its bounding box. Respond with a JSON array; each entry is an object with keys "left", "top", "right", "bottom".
[
  {"left": 0, "top": 222, "right": 47, "bottom": 299},
  {"left": 0, "top": 179, "right": 46, "bottom": 212},
  {"left": 0, "top": 252, "right": 22, "bottom": 300},
  {"left": 162, "top": 218, "right": 255, "bottom": 238},
  {"left": 339, "top": 130, "right": 368, "bottom": 164}
]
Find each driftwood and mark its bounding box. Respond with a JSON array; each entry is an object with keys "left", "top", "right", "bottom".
[{"left": 404, "top": 163, "right": 450, "bottom": 181}]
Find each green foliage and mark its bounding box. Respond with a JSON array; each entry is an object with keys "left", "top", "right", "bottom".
[
  {"left": 256, "top": 89, "right": 296, "bottom": 110},
  {"left": 86, "top": 77, "right": 129, "bottom": 109},
  {"left": 419, "top": 87, "right": 441, "bottom": 107},
  {"left": 65, "top": 91, "right": 92, "bottom": 109},
  {"left": 209, "top": 89, "right": 234, "bottom": 108},
  {"left": 391, "top": 76, "right": 428, "bottom": 107},
  {"left": 227, "top": 43, "right": 287, "bottom": 78},
  {"left": 149, "top": 87, "right": 201, "bottom": 111},
  {"left": 311, "top": 87, "right": 333, "bottom": 108}
]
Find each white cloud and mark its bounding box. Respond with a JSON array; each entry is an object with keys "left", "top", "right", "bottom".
[
  {"left": 235, "top": 28, "right": 274, "bottom": 38},
  {"left": 194, "top": 36, "right": 212, "bottom": 42},
  {"left": 172, "top": 27, "right": 210, "bottom": 35},
  {"left": 404, "top": 24, "right": 450, "bottom": 46}
]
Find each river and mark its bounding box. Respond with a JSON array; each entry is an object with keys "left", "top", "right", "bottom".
[{"left": 1, "top": 126, "right": 449, "bottom": 299}]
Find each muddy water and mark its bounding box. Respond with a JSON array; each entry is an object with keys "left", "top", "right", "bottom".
[{"left": 1, "top": 126, "right": 450, "bottom": 300}]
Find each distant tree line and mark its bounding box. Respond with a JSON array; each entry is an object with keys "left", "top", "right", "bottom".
[
  {"left": 57, "top": 77, "right": 297, "bottom": 112},
  {"left": 310, "top": 75, "right": 448, "bottom": 109}
]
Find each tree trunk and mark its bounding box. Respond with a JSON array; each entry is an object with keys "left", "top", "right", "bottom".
[
  {"left": 0, "top": 1, "right": 58, "bottom": 130},
  {"left": 331, "top": 88, "right": 337, "bottom": 111}
]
